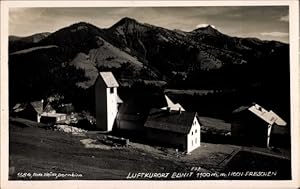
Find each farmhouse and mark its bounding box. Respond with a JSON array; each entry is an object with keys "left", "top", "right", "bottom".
[
  {"left": 144, "top": 109, "right": 201, "bottom": 153},
  {"left": 231, "top": 103, "right": 287, "bottom": 148},
  {"left": 12, "top": 101, "right": 44, "bottom": 121},
  {"left": 95, "top": 72, "right": 122, "bottom": 131}
]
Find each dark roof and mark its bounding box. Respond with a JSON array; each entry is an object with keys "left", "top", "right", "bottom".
[{"left": 144, "top": 109, "right": 197, "bottom": 134}]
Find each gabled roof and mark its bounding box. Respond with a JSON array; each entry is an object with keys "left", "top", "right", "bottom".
[
  {"left": 30, "top": 101, "right": 43, "bottom": 114},
  {"left": 43, "top": 102, "right": 55, "bottom": 113},
  {"left": 232, "top": 103, "right": 287, "bottom": 126},
  {"left": 144, "top": 109, "right": 197, "bottom": 134},
  {"left": 99, "top": 72, "right": 119, "bottom": 88},
  {"left": 248, "top": 104, "right": 286, "bottom": 126}
]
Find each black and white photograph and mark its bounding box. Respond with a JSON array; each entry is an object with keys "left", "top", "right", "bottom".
[{"left": 1, "top": 0, "right": 299, "bottom": 188}]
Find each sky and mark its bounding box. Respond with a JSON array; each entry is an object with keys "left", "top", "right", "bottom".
[{"left": 9, "top": 6, "right": 289, "bottom": 43}]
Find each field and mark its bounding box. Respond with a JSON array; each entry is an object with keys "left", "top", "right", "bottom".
[{"left": 9, "top": 117, "right": 291, "bottom": 180}]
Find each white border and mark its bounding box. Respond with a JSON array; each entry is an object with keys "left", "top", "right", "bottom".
[{"left": 1, "top": 1, "right": 299, "bottom": 189}]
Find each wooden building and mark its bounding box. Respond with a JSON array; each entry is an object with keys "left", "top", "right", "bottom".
[
  {"left": 144, "top": 109, "right": 201, "bottom": 153},
  {"left": 12, "top": 101, "right": 43, "bottom": 121},
  {"left": 231, "top": 103, "right": 287, "bottom": 147}
]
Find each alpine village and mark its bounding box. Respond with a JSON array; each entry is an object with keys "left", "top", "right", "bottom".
[{"left": 9, "top": 17, "right": 291, "bottom": 180}]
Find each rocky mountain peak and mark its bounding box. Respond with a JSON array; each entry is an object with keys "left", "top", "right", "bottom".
[
  {"left": 109, "top": 17, "right": 151, "bottom": 36},
  {"left": 111, "top": 17, "right": 140, "bottom": 28},
  {"left": 192, "top": 25, "right": 222, "bottom": 36}
]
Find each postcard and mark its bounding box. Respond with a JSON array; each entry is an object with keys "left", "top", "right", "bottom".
[{"left": 1, "top": 1, "right": 299, "bottom": 189}]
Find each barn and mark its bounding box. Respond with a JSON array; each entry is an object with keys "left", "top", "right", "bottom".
[
  {"left": 116, "top": 94, "right": 179, "bottom": 131},
  {"left": 144, "top": 109, "right": 201, "bottom": 153},
  {"left": 231, "top": 103, "right": 287, "bottom": 147}
]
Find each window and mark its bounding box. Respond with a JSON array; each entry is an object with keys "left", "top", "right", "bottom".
[
  {"left": 195, "top": 138, "right": 197, "bottom": 144},
  {"left": 110, "top": 87, "right": 114, "bottom": 94},
  {"left": 192, "top": 131, "right": 193, "bottom": 135},
  {"left": 192, "top": 140, "right": 193, "bottom": 146},
  {"left": 195, "top": 129, "right": 197, "bottom": 133}
]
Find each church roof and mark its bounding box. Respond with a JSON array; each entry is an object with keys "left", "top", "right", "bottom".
[{"left": 99, "top": 72, "right": 119, "bottom": 88}]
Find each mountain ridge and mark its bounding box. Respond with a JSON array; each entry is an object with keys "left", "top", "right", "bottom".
[{"left": 9, "top": 17, "right": 290, "bottom": 116}]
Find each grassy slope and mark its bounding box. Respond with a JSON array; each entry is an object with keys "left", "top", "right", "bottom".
[
  {"left": 9, "top": 122, "right": 186, "bottom": 180},
  {"left": 69, "top": 36, "right": 157, "bottom": 89},
  {"left": 9, "top": 118, "right": 291, "bottom": 180}
]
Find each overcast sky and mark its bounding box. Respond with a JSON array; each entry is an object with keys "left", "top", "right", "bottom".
[{"left": 9, "top": 6, "right": 289, "bottom": 43}]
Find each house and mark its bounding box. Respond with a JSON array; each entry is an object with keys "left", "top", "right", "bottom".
[
  {"left": 12, "top": 100, "right": 67, "bottom": 124},
  {"left": 12, "top": 101, "right": 44, "bottom": 121},
  {"left": 144, "top": 109, "right": 201, "bottom": 153},
  {"left": 231, "top": 103, "right": 287, "bottom": 147},
  {"left": 95, "top": 72, "right": 122, "bottom": 131}
]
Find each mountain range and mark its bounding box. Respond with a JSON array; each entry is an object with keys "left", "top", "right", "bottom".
[{"left": 9, "top": 17, "right": 290, "bottom": 116}]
